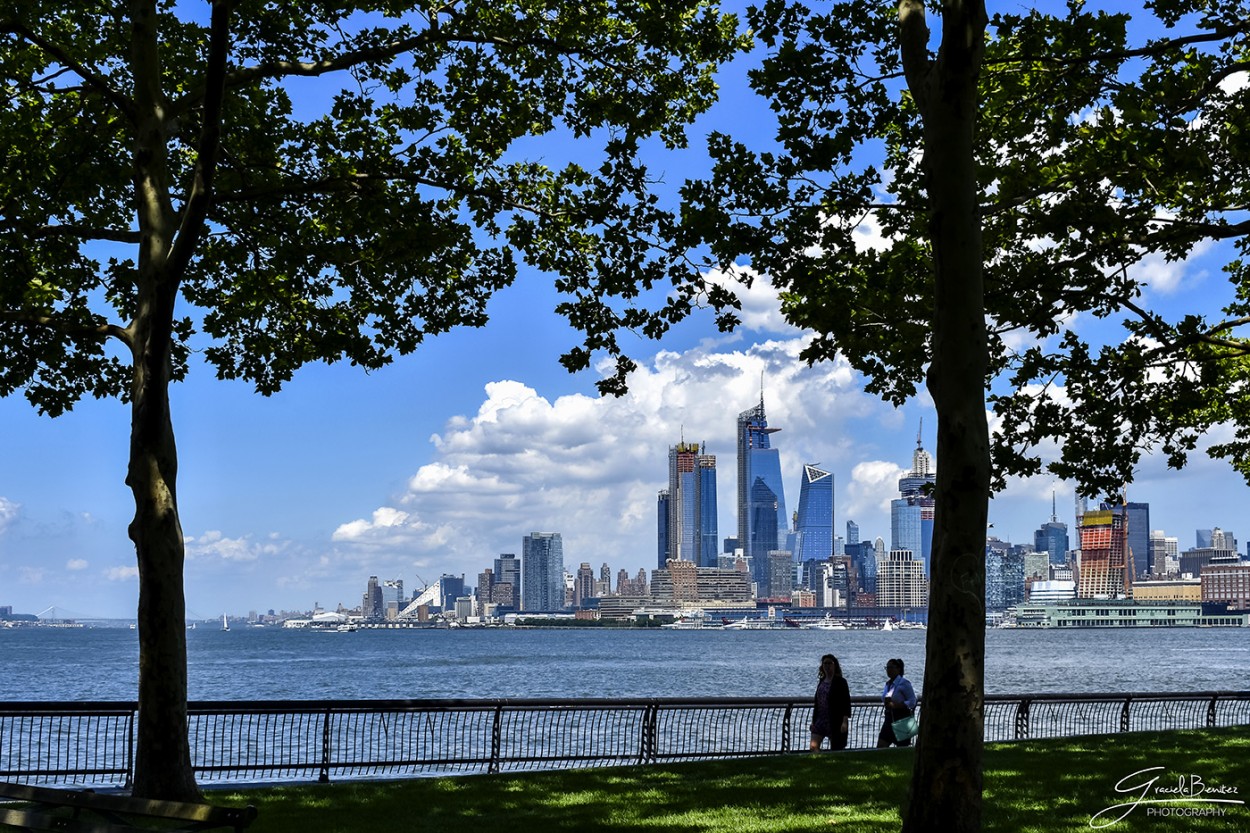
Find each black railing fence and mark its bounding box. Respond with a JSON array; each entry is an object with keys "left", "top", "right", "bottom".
[{"left": 1, "top": 692, "right": 1246, "bottom": 788}]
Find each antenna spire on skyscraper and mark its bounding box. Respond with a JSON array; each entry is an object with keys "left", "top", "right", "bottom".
[
  {"left": 1051, "top": 490, "right": 1057, "bottom": 523},
  {"left": 917, "top": 417, "right": 923, "bottom": 450}
]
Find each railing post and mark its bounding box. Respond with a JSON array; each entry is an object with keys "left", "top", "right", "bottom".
[
  {"left": 1120, "top": 697, "right": 1131, "bottom": 733},
  {"left": 319, "top": 707, "right": 332, "bottom": 783},
  {"left": 638, "top": 704, "right": 658, "bottom": 765},
  {"left": 489, "top": 704, "right": 502, "bottom": 774},
  {"left": 124, "top": 708, "right": 136, "bottom": 790},
  {"left": 781, "top": 704, "right": 792, "bottom": 753},
  {"left": 1015, "top": 697, "right": 1030, "bottom": 740}
]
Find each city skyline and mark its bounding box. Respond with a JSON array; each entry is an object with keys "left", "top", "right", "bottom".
[
  {"left": 4, "top": 13, "right": 1250, "bottom": 619},
  {"left": 4, "top": 300, "right": 1250, "bottom": 621}
]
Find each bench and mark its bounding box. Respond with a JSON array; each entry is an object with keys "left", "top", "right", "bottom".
[{"left": 0, "top": 782, "right": 257, "bottom": 833}]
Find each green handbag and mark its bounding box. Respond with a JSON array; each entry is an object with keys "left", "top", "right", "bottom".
[{"left": 891, "top": 714, "right": 919, "bottom": 741}]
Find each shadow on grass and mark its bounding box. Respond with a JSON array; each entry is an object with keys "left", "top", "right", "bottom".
[{"left": 219, "top": 726, "right": 1249, "bottom": 833}]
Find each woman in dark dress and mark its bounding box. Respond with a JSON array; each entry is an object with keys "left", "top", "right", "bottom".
[{"left": 809, "top": 653, "right": 852, "bottom": 751}]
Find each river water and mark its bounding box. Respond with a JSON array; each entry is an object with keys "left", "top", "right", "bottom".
[{"left": 4, "top": 624, "right": 1247, "bottom": 701}]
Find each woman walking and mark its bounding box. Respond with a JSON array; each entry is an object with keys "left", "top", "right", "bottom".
[
  {"left": 809, "top": 653, "right": 852, "bottom": 750},
  {"left": 876, "top": 657, "right": 917, "bottom": 747}
]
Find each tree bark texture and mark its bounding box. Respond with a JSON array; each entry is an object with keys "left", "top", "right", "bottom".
[{"left": 900, "top": 3, "right": 990, "bottom": 833}]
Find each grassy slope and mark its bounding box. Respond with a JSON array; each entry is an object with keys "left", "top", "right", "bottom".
[{"left": 217, "top": 726, "right": 1250, "bottom": 833}]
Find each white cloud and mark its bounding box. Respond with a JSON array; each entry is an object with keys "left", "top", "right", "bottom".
[
  {"left": 331, "top": 300, "right": 904, "bottom": 581},
  {"left": 19, "top": 566, "right": 44, "bottom": 583},
  {"left": 846, "top": 460, "right": 907, "bottom": 521},
  {"left": 1131, "top": 238, "right": 1213, "bottom": 296},
  {"left": 105, "top": 566, "right": 138, "bottom": 581},
  {"left": 184, "top": 530, "right": 288, "bottom": 562},
  {"left": 1219, "top": 71, "right": 1248, "bottom": 95},
  {"left": 703, "top": 266, "right": 800, "bottom": 335},
  {"left": 65, "top": 558, "right": 89, "bottom": 571},
  {"left": 0, "top": 497, "right": 18, "bottom": 534}
]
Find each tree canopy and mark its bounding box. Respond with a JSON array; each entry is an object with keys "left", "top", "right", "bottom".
[
  {"left": 685, "top": 0, "right": 1250, "bottom": 500},
  {"left": 1, "top": 0, "right": 746, "bottom": 799},
  {"left": 680, "top": 2, "right": 1248, "bottom": 832}
]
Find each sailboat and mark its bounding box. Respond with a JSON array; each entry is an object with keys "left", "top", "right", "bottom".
[{"left": 221, "top": 614, "right": 230, "bottom": 631}]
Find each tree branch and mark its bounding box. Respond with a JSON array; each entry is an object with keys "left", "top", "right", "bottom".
[
  {"left": 10, "top": 224, "right": 144, "bottom": 244},
  {"left": 0, "top": 19, "right": 136, "bottom": 120},
  {"left": 898, "top": 0, "right": 932, "bottom": 113},
  {"left": 0, "top": 309, "right": 133, "bottom": 347},
  {"left": 167, "top": 0, "right": 230, "bottom": 282}
]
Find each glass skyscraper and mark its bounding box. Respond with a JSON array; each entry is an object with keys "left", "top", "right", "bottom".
[
  {"left": 660, "top": 442, "right": 718, "bottom": 568},
  {"left": 795, "top": 464, "right": 834, "bottom": 561},
  {"left": 521, "top": 532, "right": 564, "bottom": 612},
  {"left": 737, "top": 398, "right": 787, "bottom": 590},
  {"left": 1033, "top": 495, "right": 1069, "bottom": 566},
  {"left": 890, "top": 432, "right": 935, "bottom": 575}
]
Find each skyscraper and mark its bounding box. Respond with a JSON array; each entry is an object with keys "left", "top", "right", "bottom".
[
  {"left": 794, "top": 464, "right": 834, "bottom": 562},
  {"left": 494, "top": 553, "right": 520, "bottom": 609},
  {"left": 661, "top": 441, "right": 719, "bottom": 568},
  {"left": 1102, "top": 500, "right": 1149, "bottom": 579},
  {"left": 1076, "top": 509, "right": 1131, "bottom": 598},
  {"left": 1034, "top": 493, "right": 1070, "bottom": 566},
  {"left": 737, "top": 397, "right": 787, "bottom": 590},
  {"left": 656, "top": 490, "right": 670, "bottom": 569},
  {"left": 890, "top": 429, "right": 936, "bottom": 575},
  {"left": 521, "top": 532, "right": 564, "bottom": 612}
]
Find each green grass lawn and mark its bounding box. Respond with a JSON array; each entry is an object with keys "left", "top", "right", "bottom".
[{"left": 216, "top": 726, "right": 1250, "bottom": 833}]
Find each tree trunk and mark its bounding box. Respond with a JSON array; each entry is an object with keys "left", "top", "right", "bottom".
[
  {"left": 900, "top": 3, "right": 989, "bottom": 833},
  {"left": 125, "top": 0, "right": 197, "bottom": 798},
  {"left": 126, "top": 286, "right": 199, "bottom": 802}
]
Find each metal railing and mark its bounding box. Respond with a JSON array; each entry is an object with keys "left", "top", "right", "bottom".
[{"left": 1, "top": 692, "right": 1247, "bottom": 788}]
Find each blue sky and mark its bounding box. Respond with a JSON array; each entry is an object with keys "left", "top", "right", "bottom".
[{"left": 2, "top": 3, "right": 1248, "bottom": 619}]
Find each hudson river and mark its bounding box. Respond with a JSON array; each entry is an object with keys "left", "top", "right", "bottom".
[{"left": 4, "top": 625, "right": 1248, "bottom": 701}]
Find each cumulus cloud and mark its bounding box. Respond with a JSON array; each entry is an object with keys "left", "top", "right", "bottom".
[
  {"left": 1132, "top": 239, "right": 1213, "bottom": 296},
  {"left": 65, "top": 558, "right": 89, "bottom": 571},
  {"left": 105, "top": 566, "right": 139, "bottom": 581},
  {"left": 846, "top": 461, "right": 908, "bottom": 521},
  {"left": 330, "top": 290, "right": 906, "bottom": 582},
  {"left": 184, "top": 530, "right": 289, "bottom": 562}
]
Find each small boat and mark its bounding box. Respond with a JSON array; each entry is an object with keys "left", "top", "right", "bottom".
[
  {"left": 221, "top": 614, "right": 230, "bottom": 632},
  {"left": 803, "top": 616, "right": 848, "bottom": 631},
  {"left": 881, "top": 619, "right": 894, "bottom": 632}
]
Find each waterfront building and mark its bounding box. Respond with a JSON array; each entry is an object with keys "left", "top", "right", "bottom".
[
  {"left": 847, "top": 540, "right": 877, "bottom": 595},
  {"left": 573, "top": 562, "right": 596, "bottom": 609},
  {"left": 794, "top": 464, "right": 834, "bottom": 562},
  {"left": 737, "top": 397, "right": 787, "bottom": 591},
  {"left": 766, "top": 550, "right": 793, "bottom": 600},
  {"left": 1008, "top": 598, "right": 1247, "bottom": 628},
  {"left": 986, "top": 547, "right": 1025, "bottom": 611},
  {"left": 1033, "top": 494, "right": 1070, "bottom": 566},
  {"left": 1027, "top": 579, "right": 1076, "bottom": 604},
  {"left": 877, "top": 550, "right": 928, "bottom": 608},
  {"left": 1132, "top": 578, "right": 1201, "bottom": 602},
  {"left": 891, "top": 430, "right": 936, "bottom": 575},
  {"left": 381, "top": 579, "right": 404, "bottom": 620},
  {"left": 361, "top": 576, "right": 382, "bottom": 619},
  {"left": 1201, "top": 560, "right": 1250, "bottom": 612},
  {"left": 661, "top": 441, "right": 719, "bottom": 568},
  {"left": 521, "top": 532, "right": 565, "bottom": 612},
  {"left": 494, "top": 554, "right": 520, "bottom": 609},
  {"left": 438, "top": 574, "right": 465, "bottom": 613},
  {"left": 1180, "top": 546, "right": 1237, "bottom": 578},
  {"left": 649, "top": 560, "right": 754, "bottom": 608},
  {"left": 1148, "top": 531, "right": 1175, "bottom": 576},
  {"left": 1076, "top": 509, "right": 1131, "bottom": 598}
]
